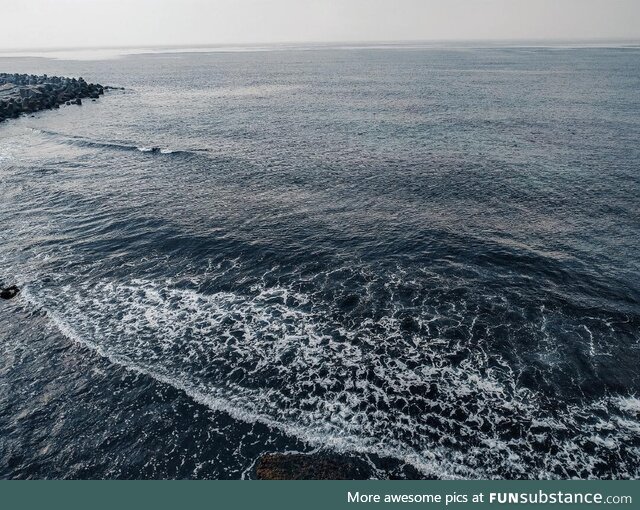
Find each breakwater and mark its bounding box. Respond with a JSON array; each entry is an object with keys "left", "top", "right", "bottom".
[{"left": 0, "top": 73, "right": 116, "bottom": 122}]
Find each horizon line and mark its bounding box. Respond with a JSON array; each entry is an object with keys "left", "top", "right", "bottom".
[{"left": 2, "top": 37, "right": 640, "bottom": 54}]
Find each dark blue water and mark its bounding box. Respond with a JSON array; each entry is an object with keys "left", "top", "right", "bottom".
[{"left": 1, "top": 45, "right": 639, "bottom": 479}]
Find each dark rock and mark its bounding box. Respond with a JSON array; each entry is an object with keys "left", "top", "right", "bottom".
[
  {"left": 0, "top": 285, "right": 20, "bottom": 300},
  {"left": 0, "top": 73, "right": 119, "bottom": 122},
  {"left": 255, "top": 453, "right": 367, "bottom": 480}
]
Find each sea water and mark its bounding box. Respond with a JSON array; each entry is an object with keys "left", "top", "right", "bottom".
[{"left": 0, "top": 44, "right": 639, "bottom": 479}]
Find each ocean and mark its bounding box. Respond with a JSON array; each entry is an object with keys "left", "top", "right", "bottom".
[{"left": 0, "top": 44, "right": 639, "bottom": 479}]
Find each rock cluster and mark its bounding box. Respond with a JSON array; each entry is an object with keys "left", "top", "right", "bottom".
[
  {"left": 0, "top": 285, "right": 20, "bottom": 300},
  {"left": 0, "top": 73, "right": 111, "bottom": 122}
]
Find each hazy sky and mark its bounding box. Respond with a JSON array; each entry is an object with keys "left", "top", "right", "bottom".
[{"left": 1, "top": 0, "right": 639, "bottom": 50}]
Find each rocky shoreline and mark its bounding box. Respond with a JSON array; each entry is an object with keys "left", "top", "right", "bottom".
[{"left": 0, "top": 73, "right": 120, "bottom": 122}]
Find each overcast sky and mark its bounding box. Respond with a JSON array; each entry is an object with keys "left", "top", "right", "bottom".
[{"left": 1, "top": 0, "right": 639, "bottom": 50}]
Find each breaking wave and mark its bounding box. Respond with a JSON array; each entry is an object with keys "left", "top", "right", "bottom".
[
  {"left": 31, "top": 128, "right": 199, "bottom": 156},
  {"left": 22, "top": 271, "right": 640, "bottom": 479}
]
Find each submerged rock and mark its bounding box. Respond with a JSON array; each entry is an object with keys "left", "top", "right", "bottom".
[
  {"left": 0, "top": 285, "right": 20, "bottom": 300},
  {"left": 255, "top": 453, "right": 366, "bottom": 480}
]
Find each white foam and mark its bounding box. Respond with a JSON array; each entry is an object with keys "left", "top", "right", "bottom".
[
  {"left": 23, "top": 287, "right": 455, "bottom": 478},
  {"left": 20, "top": 276, "right": 640, "bottom": 479},
  {"left": 615, "top": 396, "right": 640, "bottom": 415}
]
